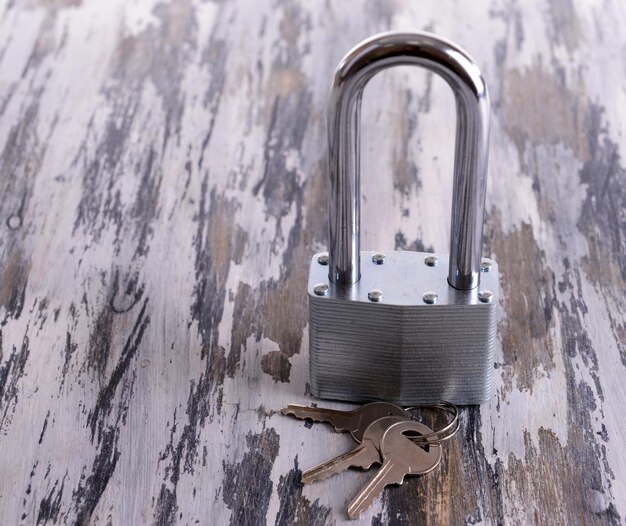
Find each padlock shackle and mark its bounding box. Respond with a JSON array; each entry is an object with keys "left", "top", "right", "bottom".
[{"left": 327, "top": 31, "right": 490, "bottom": 290}]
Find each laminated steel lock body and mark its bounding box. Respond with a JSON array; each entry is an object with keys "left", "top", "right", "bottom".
[{"left": 308, "top": 31, "right": 499, "bottom": 405}]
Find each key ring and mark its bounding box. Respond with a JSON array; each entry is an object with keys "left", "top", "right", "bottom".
[{"left": 403, "top": 401, "right": 459, "bottom": 445}]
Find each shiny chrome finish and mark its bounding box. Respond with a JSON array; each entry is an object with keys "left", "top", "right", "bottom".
[
  {"left": 309, "top": 32, "right": 497, "bottom": 405},
  {"left": 313, "top": 283, "right": 329, "bottom": 296},
  {"left": 404, "top": 401, "right": 459, "bottom": 445},
  {"left": 478, "top": 290, "right": 493, "bottom": 303},
  {"left": 424, "top": 255, "right": 439, "bottom": 267},
  {"left": 327, "top": 31, "right": 490, "bottom": 290},
  {"left": 371, "top": 253, "right": 386, "bottom": 265},
  {"left": 422, "top": 291, "right": 438, "bottom": 304},
  {"left": 480, "top": 259, "right": 493, "bottom": 272},
  {"left": 367, "top": 289, "right": 383, "bottom": 302},
  {"left": 308, "top": 251, "right": 498, "bottom": 404}
]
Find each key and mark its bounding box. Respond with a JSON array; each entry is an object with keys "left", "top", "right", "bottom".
[
  {"left": 301, "top": 415, "right": 407, "bottom": 484},
  {"left": 347, "top": 420, "right": 442, "bottom": 520},
  {"left": 281, "top": 402, "right": 408, "bottom": 442}
]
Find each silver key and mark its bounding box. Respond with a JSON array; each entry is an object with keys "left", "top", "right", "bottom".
[
  {"left": 281, "top": 402, "right": 408, "bottom": 441},
  {"left": 301, "top": 416, "right": 407, "bottom": 484},
  {"left": 347, "top": 420, "right": 442, "bottom": 519}
]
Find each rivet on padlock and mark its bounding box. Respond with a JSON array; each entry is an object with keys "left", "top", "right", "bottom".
[{"left": 307, "top": 31, "right": 499, "bottom": 405}]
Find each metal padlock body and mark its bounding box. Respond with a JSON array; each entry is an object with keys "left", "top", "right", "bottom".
[
  {"left": 308, "top": 252, "right": 498, "bottom": 405},
  {"left": 308, "top": 32, "right": 499, "bottom": 405}
]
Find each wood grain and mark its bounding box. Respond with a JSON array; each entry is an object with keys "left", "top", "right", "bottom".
[{"left": 0, "top": 0, "right": 624, "bottom": 524}]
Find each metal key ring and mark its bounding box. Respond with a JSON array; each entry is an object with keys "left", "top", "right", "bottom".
[{"left": 402, "top": 401, "right": 459, "bottom": 445}]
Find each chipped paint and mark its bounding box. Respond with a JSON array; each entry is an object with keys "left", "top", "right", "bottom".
[{"left": 0, "top": 0, "right": 624, "bottom": 524}]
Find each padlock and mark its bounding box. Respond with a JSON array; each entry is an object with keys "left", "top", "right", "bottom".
[{"left": 307, "top": 31, "right": 499, "bottom": 405}]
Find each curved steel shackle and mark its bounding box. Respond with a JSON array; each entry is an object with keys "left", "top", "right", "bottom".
[{"left": 327, "top": 31, "right": 490, "bottom": 290}]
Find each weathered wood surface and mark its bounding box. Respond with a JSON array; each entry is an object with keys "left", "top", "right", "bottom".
[{"left": 1, "top": 0, "right": 625, "bottom": 524}]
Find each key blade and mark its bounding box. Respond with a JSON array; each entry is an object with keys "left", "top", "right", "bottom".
[
  {"left": 347, "top": 460, "right": 407, "bottom": 520},
  {"left": 301, "top": 443, "right": 381, "bottom": 485},
  {"left": 281, "top": 405, "right": 354, "bottom": 433}
]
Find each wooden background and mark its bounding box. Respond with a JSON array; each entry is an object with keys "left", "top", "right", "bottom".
[{"left": 1, "top": 0, "right": 625, "bottom": 524}]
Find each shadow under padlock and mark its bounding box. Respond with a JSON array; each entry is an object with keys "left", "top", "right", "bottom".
[{"left": 308, "top": 31, "right": 499, "bottom": 405}]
